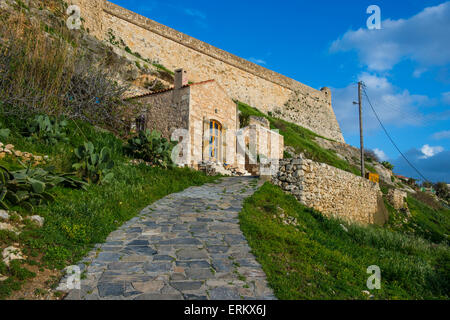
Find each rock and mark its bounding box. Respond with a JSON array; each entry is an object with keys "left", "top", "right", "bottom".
[
  {"left": 98, "top": 282, "right": 126, "bottom": 297},
  {"left": 340, "top": 224, "right": 349, "bottom": 233},
  {"left": 374, "top": 163, "right": 394, "bottom": 185},
  {"left": 387, "top": 189, "right": 408, "bottom": 210},
  {"left": 0, "top": 222, "right": 20, "bottom": 235},
  {"left": 132, "top": 280, "right": 164, "bottom": 293},
  {"left": 169, "top": 281, "right": 203, "bottom": 291},
  {"left": 27, "top": 215, "right": 45, "bottom": 227},
  {"left": 0, "top": 210, "right": 9, "bottom": 220},
  {"left": 11, "top": 212, "right": 23, "bottom": 222},
  {"left": 208, "top": 287, "right": 241, "bottom": 300},
  {"left": 2, "top": 246, "right": 26, "bottom": 266},
  {"left": 176, "top": 248, "right": 209, "bottom": 260}
]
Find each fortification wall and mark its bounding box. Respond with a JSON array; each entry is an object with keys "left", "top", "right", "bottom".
[
  {"left": 70, "top": 0, "right": 345, "bottom": 142},
  {"left": 272, "top": 156, "right": 388, "bottom": 225}
]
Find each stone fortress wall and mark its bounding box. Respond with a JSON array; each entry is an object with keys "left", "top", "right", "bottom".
[
  {"left": 70, "top": 0, "right": 345, "bottom": 142},
  {"left": 272, "top": 156, "right": 388, "bottom": 225}
]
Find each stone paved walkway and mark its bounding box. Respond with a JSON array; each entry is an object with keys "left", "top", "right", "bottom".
[{"left": 61, "top": 177, "right": 276, "bottom": 300}]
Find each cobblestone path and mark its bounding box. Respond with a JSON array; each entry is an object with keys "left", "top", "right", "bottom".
[{"left": 62, "top": 177, "right": 276, "bottom": 300}]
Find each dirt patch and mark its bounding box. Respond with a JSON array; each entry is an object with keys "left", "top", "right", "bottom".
[{"left": 6, "top": 262, "right": 63, "bottom": 300}]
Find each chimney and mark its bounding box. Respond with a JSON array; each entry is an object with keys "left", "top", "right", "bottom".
[{"left": 175, "top": 68, "right": 188, "bottom": 89}]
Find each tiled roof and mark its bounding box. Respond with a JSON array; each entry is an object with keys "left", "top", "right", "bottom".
[
  {"left": 126, "top": 79, "right": 215, "bottom": 100},
  {"left": 122, "top": 86, "right": 153, "bottom": 99}
]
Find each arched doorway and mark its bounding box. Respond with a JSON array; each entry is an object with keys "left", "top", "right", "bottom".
[{"left": 209, "top": 120, "right": 222, "bottom": 162}]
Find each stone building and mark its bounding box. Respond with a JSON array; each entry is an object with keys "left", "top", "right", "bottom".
[
  {"left": 129, "top": 69, "right": 284, "bottom": 174},
  {"left": 70, "top": 0, "right": 345, "bottom": 143}
]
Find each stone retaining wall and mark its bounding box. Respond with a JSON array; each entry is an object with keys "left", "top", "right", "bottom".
[
  {"left": 387, "top": 189, "right": 407, "bottom": 210},
  {"left": 272, "top": 156, "right": 387, "bottom": 225}
]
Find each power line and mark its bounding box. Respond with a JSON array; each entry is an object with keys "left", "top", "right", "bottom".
[
  {"left": 359, "top": 88, "right": 433, "bottom": 126},
  {"left": 362, "top": 86, "right": 430, "bottom": 183},
  {"left": 372, "top": 97, "right": 433, "bottom": 126}
]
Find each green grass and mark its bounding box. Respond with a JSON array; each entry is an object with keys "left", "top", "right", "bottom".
[
  {"left": 237, "top": 102, "right": 360, "bottom": 176},
  {"left": 239, "top": 183, "right": 449, "bottom": 300},
  {"left": 0, "top": 115, "right": 218, "bottom": 298},
  {"left": 398, "top": 197, "right": 448, "bottom": 244}
]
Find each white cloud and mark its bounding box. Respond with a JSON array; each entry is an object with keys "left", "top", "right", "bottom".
[
  {"left": 247, "top": 57, "right": 267, "bottom": 65},
  {"left": 420, "top": 144, "right": 444, "bottom": 159},
  {"left": 432, "top": 130, "right": 450, "bottom": 140},
  {"left": 332, "top": 73, "right": 433, "bottom": 134},
  {"left": 330, "top": 2, "right": 450, "bottom": 72},
  {"left": 373, "top": 148, "right": 389, "bottom": 161}
]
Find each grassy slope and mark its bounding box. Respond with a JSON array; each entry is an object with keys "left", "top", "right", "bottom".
[
  {"left": 385, "top": 196, "right": 450, "bottom": 244},
  {"left": 0, "top": 116, "right": 218, "bottom": 298},
  {"left": 239, "top": 183, "right": 449, "bottom": 300},
  {"left": 380, "top": 182, "right": 450, "bottom": 244},
  {"left": 406, "top": 196, "right": 450, "bottom": 244},
  {"left": 237, "top": 102, "right": 361, "bottom": 176}
]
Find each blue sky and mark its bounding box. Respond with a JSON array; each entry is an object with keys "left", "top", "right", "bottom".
[{"left": 110, "top": 0, "right": 450, "bottom": 183}]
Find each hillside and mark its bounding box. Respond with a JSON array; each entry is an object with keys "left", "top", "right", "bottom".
[
  {"left": 240, "top": 183, "right": 449, "bottom": 299},
  {"left": 0, "top": 116, "right": 219, "bottom": 300},
  {"left": 0, "top": 0, "right": 448, "bottom": 301}
]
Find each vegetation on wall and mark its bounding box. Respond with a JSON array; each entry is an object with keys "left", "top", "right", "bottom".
[{"left": 106, "top": 28, "right": 174, "bottom": 78}]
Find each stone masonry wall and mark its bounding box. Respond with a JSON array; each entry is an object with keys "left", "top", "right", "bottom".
[
  {"left": 272, "top": 156, "right": 383, "bottom": 225},
  {"left": 136, "top": 87, "right": 190, "bottom": 139},
  {"left": 70, "top": 0, "right": 345, "bottom": 143},
  {"left": 189, "top": 81, "right": 239, "bottom": 167},
  {"left": 387, "top": 189, "right": 407, "bottom": 210}
]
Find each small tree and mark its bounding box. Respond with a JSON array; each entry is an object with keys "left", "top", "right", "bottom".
[
  {"left": 407, "top": 178, "right": 417, "bottom": 188},
  {"left": 365, "top": 149, "right": 380, "bottom": 163},
  {"left": 422, "top": 181, "right": 433, "bottom": 189},
  {"left": 381, "top": 161, "right": 394, "bottom": 171},
  {"left": 434, "top": 182, "right": 449, "bottom": 201}
]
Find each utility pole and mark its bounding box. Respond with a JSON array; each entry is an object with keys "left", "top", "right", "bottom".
[
  {"left": 358, "top": 82, "right": 365, "bottom": 177},
  {"left": 354, "top": 82, "right": 365, "bottom": 178}
]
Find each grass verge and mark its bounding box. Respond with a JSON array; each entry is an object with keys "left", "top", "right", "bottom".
[
  {"left": 0, "top": 116, "right": 218, "bottom": 299},
  {"left": 239, "top": 183, "right": 449, "bottom": 300}
]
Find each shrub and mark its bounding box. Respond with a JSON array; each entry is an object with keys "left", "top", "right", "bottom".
[
  {"left": 24, "top": 115, "right": 69, "bottom": 145},
  {"left": 64, "top": 57, "right": 134, "bottom": 131},
  {"left": 0, "top": 163, "right": 86, "bottom": 212},
  {"left": 0, "top": 11, "right": 136, "bottom": 133},
  {"left": 144, "top": 79, "right": 166, "bottom": 92},
  {"left": 0, "top": 123, "right": 10, "bottom": 140},
  {"left": 239, "top": 112, "right": 250, "bottom": 128},
  {"left": 124, "top": 129, "right": 173, "bottom": 168},
  {"left": 434, "top": 182, "right": 449, "bottom": 202},
  {"left": 382, "top": 161, "right": 394, "bottom": 171},
  {"left": 0, "top": 13, "right": 72, "bottom": 118},
  {"left": 72, "top": 142, "right": 115, "bottom": 184},
  {"left": 412, "top": 191, "right": 443, "bottom": 211},
  {"left": 365, "top": 149, "right": 380, "bottom": 163}
]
